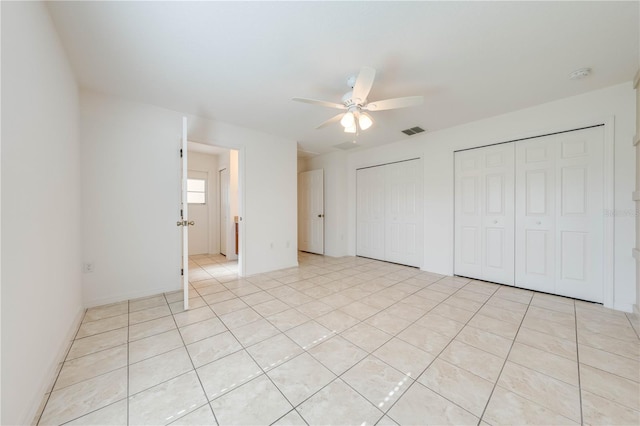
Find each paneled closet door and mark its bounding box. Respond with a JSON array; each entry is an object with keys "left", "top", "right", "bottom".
[
  {"left": 385, "top": 160, "right": 423, "bottom": 267},
  {"left": 454, "top": 149, "right": 483, "bottom": 279},
  {"left": 555, "top": 127, "right": 604, "bottom": 302},
  {"left": 515, "top": 126, "right": 604, "bottom": 302},
  {"left": 455, "top": 144, "right": 515, "bottom": 285},
  {"left": 515, "top": 138, "right": 556, "bottom": 293},
  {"left": 356, "top": 166, "right": 385, "bottom": 261}
]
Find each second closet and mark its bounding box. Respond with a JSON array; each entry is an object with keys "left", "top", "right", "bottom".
[{"left": 454, "top": 125, "right": 605, "bottom": 303}]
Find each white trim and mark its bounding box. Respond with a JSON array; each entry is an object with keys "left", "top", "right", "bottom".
[
  {"left": 633, "top": 192, "right": 640, "bottom": 202},
  {"left": 613, "top": 302, "right": 634, "bottom": 313},
  {"left": 238, "top": 146, "right": 246, "bottom": 277},
  {"left": 85, "top": 284, "right": 182, "bottom": 308},
  {"left": 633, "top": 134, "right": 639, "bottom": 147},
  {"left": 633, "top": 248, "right": 640, "bottom": 261},
  {"left": 634, "top": 69, "right": 640, "bottom": 89},
  {"left": 602, "top": 116, "right": 615, "bottom": 310}
]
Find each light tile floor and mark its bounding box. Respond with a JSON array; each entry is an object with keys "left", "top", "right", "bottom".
[{"left": 36, "top": 252, "right": 640, "bottom": 425}]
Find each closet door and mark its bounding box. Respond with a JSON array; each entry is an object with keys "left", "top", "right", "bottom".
[
  {"left": 454, "top": 149, "right": 483, "bottom": 279},
  {"left": 385, "top": 160, "right": 423, "bottom": 267},
  {"left": 357, "top": 159, "right": 423, "bottom": 267},
  {"left": 455, "top": 144, "right": 515, "bottom": 285},
  {"left": 515, "top": 138, "right": 556, "bottom": 293},
  {"left": 356, "top": 166, "right": 385, "bottom": 261},
  {"left": 555, "top": 127, "right": 604, "bottom": 302},
  {"left": 515, "top": 126, "right": 604, "bottom": 302}
]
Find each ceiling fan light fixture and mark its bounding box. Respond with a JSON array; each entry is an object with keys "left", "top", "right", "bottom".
[
  {"left": 359, "top": 113, "right": 373, "bottom": 130},
  {"left": 340, "top": 111, "right": 355, "bottom": 128},
  {"left": 344, "top": 124, "right": 357, "bottom": 134}
]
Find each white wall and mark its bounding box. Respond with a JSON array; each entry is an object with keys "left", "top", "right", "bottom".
[
  {"left": 81, "top": 91, "right": 298, "bottom": 306},
  {"left": 635, "top": 70, "right": 640, "bottom": 314},
  {"left": 308, "top": 151, "right": 349, "bottom": 257},
  {"left": 187, "top": 151, "right": 219, "bottom": 254},
  {"left": 298, "top": 156, "right": 309, "bottom": 173},
  {"left": 1, "top": 2, "right": 84, "bottom": 424},
  {"left": 314, "top": 83, "right": 635, "bottom": 311}
]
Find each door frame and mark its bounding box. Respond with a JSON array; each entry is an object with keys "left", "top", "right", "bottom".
[
  {"left": 186, "top": 169, "right": 210, "bottom": 255},
  {"left": 219, "top": 167, "right": 229, "bottom": 256},
  {"left": 298, "top": 168, "right": 325, "bottom": 255},
  {"left": 452, "top": 116, "right": 614, "bottom": 309},
  {"left": 182, "top": 141, "right": 246, "bottom": 277}
]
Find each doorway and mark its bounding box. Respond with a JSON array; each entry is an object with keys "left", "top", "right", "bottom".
[{"left": 186, "top": 141, "right": 242, "bottom": 268}]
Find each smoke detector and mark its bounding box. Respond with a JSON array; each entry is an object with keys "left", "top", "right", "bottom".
[{"left": 569, "top": 68, "right": 591, "bottom": 80}]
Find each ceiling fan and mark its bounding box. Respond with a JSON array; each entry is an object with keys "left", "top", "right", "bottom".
[{"left": 293, "top": 67, "right": 423, "bottom": 134}]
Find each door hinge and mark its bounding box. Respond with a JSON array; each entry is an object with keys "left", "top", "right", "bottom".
[
  {"left": 181, "top": 209, "right": 183, "bottom": 217},
  {"left": 181, "top": 268, "right": 184, "bottom": 276},
  {"left": 180, "top": 149, "right": 183, "bottom": 158}
]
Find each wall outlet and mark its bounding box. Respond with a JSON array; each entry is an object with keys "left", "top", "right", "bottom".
[{"left": 83, "top": 262, "right": 94, "bottom": 273}]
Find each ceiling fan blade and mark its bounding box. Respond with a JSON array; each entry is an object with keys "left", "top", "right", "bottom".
[
  {"left": 316, "top": 113, "right": 345, "bottom": 129},
  {"left": 292, "top": 97, "right": 346, "bottom": 110},
  {"left": 365, "top": 96, "right": 423, "bottom": 111},
  {"left": 351, "top": 67, "right": 376, "bottom": 104}
]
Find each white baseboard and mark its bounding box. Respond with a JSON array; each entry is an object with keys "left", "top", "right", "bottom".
[
  {"left": 84, "top": 284, "right": 181, "bottom": 308},
  {"left": 613, "top": 302, "right": 634, "bottom": 313}
]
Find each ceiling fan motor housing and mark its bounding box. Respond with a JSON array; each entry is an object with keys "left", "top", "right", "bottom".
[{"left": 341, "top": 90, "right": 362, "bottom": 107}]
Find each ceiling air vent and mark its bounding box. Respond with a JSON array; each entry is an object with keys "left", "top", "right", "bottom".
[
  {"left": 333, "top": 141, "right": 359, "bottom": 150},
  {"left": 401, "top": 126, "right": 426, "bottom": 136}
]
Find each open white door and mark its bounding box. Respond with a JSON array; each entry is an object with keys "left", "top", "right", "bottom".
[
  {"left": 298, "top": 169, "right": 324, "bottom": 254},
  {"left": 179, "top": 117, "right": 190, "bottom": 311}
]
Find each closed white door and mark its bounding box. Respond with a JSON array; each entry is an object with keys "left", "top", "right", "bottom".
[
  {"left": 357, "top": 166, "right": 385, "bottom": 260},
  {"left": 515, "top": 137, "right": 556, "bottom": 293},
  {"left": 187, "top": 171, "right": 209, "bottom": 255},
  {"left": 219, "top": 168, "right": 229, "bottom": 256},
  {"left": 384, "top": 160, "right": 423, "bottom": 267},
  {"left": 516, "top": 126, "right": 604, "bottom": 302},
  {"left": 356, "top": 159, "right": 422, "bottom": 267},
  {"left": 455, "top": 144, "right": 515, "bottom": 285},
  {"left": 298, "top": 169, "right": 324, "bottom": 254}
]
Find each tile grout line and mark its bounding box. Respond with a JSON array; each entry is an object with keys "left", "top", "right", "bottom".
[
  {"left": 55, "top": 254, "right": 629, "bottom": 426},
  {"left": 127, "top": 299, "right": 130, "bottom": 426},
  {"left": 624, "top": 311, "right": 640, "bottom": 340},
  {"left": 36, "top": 306, "right": 90, "bottom": 426},
  {"left": 382, "top": 279, "right": 504, "bottom": 425},
  {"left": 574, "top": 301, "right": 584, "bottom": 425},
  {"left": 476, "top": 294, "right": 535, "bottom": 424},
  {"left": 280, "top": 274, "right": 486, "bottom": 420},
  {"left": 196, "top": 258, "right": 409, "bottom": 424},
  {"left": 162, "top": 292, "right": 220, "bottom": 426}
]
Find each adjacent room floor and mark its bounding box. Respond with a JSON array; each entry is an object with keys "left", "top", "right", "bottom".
[{"left": 36, "top": 253, "right": 639, "bottom": 425}]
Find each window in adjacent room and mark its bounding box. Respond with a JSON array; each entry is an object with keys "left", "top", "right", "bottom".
[{"left": 187, "top": 178, "right": 206, "bottom": 204}]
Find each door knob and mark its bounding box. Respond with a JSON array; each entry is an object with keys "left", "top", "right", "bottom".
[{"left": 188, "top": 221, "right": 195, "bottom": 226}]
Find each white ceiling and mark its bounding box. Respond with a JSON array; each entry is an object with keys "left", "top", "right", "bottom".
[
  {"left": 187, "top": 141, "right": 229, "bottom": 156},
  {"left": 47, "top": 1, "right": 638, "bottom": 156}
]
